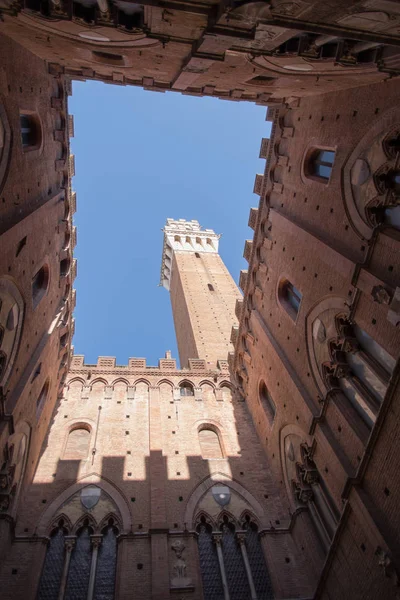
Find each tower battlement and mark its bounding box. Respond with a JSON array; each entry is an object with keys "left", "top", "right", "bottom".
[{"left": 160, "top": 218, "right": 220, "bottom": 290}]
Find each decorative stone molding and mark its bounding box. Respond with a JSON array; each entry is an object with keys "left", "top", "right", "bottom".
[
  {"left": 70, "top": 192, "right": 77, "bottom": 215},
  {"left": 170, "top": 539, "right": 193, "bottom": 591},
  {"left": 69, "top": 154, "right": 75, "bottom": 177}
]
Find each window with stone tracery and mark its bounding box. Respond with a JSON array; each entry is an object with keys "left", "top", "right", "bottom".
[
  {"left": 323, "top": 315, "right": 395, "bottom": 429},
  {"left": 38, "top": 515, "right": 119, "bottom": 600},
  {"left": 37, "top": 521, "right": 67, "bottom": 600},
  {"left": 196, "top": 513, "right": 274, "bottom": 600}
]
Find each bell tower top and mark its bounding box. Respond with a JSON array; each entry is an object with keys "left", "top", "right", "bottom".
[{"left": 160, "top": 218, "right": 221, "bottom": 291}]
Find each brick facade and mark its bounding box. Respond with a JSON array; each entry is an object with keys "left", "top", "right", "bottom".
[{"left": 1, "top": 2, "right": 400, "bottom": 598}]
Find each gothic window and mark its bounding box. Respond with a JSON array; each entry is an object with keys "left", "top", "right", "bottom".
[
  {"left": 220, "top": 516, "right": 251, "bottom": 600},
  {"left": 65, "top": 523, "right": 92, "bottom": 599},
  {"left": 292, "top": 444, "right": 339, "bottom": 552},
  {"left": 259, "top": 382, "right": 276, "bottom": 424},
  {"left": 93, "top": 520, "right": 119, "bottom": 600},
  {"left": 32, "top": 264, "right": 50, "bottom": 309},
  {"left": 199, "top": 427, "right": 223, "bottom": 460},
  {"left": 37, "top": 380, "right": 50, "bottom": 420},
  {"left": 20, "top": 113, "right": 41, "bottom": 150},
  {"left": 63, "top": 426, "right": 91, "bottom": 460},
  {"left": 306, "top": 149, "right": 335, "bottom": 181},
  {"left": 0, "top": 279, "right": 23, "bottom": 387},
  {"left": 37, "top": 522, "right": 67, "bottom": 600},
  {"left": 180, "top": 382, "right": 194, "bottom": 397},
  {"left": 196, "top": 518, "right": 224, "bottom": 600},
  {"left": 242, "top": 516, "right": 274, "bottom": 599},
  {"left": 331, "top": 317, "right": 395, "bottom": 428},
  {"left": 278, "top": 279, "right": 302, "bottom": 320}
]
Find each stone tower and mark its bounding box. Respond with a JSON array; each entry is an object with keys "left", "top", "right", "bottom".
[{"left": 160, "top": 218, "right": 242, "bottom": 369}]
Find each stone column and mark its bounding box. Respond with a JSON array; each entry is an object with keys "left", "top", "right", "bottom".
[
  {"left": 237, "top": 532, "right": 257, "bottom": 600},
  {"left": 212, "top": 533, "right": 230, "bottom": 600},
  {"left": 58, "top": 536, "right": 76, "bottom": 600},
  {"left": 87, "top": 535, "right": 102, "bottom": 600}
]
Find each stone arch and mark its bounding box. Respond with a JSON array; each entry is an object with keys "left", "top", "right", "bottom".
[
  {"left": 48, "top": 513, "right": 73, "bottom": 535},
  {"left": 72, "top": 513, "right": 97, "bottom": 535},
  {"left": 155, "top": 378, "right": 174, "bottom": 388},
  {"left": 218, "top": 380, "right": 234, "bottom": 390},
  {"left": 198, "top": 379, "right": 216, "bottom": 389},
  {"left": 67, "top": 377, "right": 85, "bottom": 389},
  {"left": 36, "top": 474, "right": 132, "bottom": 536},
  {"left": 0, "top": 277, "right": 25, "bottom": 390},
  {"left": 7, "top": 420, "right": 30, "bottom": 518},
  {"left": 216, "top": 509, "right": 239, "bottom": 528},
  {"left": 194, "top": 510, "right": 217, "bottom": 530},
  {"left": 132, "top": 377, "right": 150, "bottom": 387},
  {"left": 239, "top": 509, "right": 260, "bottom": 528},
  {"left": 98, "top": 512, "right": 121, "bottom": 534},
  {"left": 305, "top": 296, "right": 349, "bottom": 395},
  {"left": 193, "top": 418, "right": 225, "bottom": 433},
  {"left": 62, "top": 421, "right": 93, "bottom": 460},
  {"left": 90, "top": 377, "right": 108, "bottom": 388},
  {"left": 111, "top": 377, "right": 129, "bottom": 388},
  {"left": 184, "top": 472, "right": 265, "bottom": 528},
  {"left": 279, "top": 424, "right": 312, "bottom": 511}
]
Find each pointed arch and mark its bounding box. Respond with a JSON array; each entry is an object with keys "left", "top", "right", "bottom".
[
  {"left": 216, "top": 509, "right": 239, "bottom": 528},
  {"left": 239, "top": 509, "right": 260, "bottom": 528},
  {"left": 218, "top": 380, "right": 234, "bottom": 390},
  {"left": 36, "top": 474, "right": 132, "bottom": 535},
  {"left": 73, "top": 513, "right": 97, "bottom": 534},
  {"left": 48, "top": 513, "right": 72, "bottom": 535},
  {"left": 98, "top": 512, "right": 121, "bottom": 534},
  {"left": 156, "top": 378, "right": 174, "bottom": 388},
  {"left": 67, "top": 377, "right": 86, "bottom": 388},
  {"left": 198, "top": 379, "right": 216, "bottom": 389},
  {"left": 111, "top": 377, "right": 129, "bottom": 388},
  {"left": 132, "top": 377, "right": 151, "bottom": 387},
  {"left": 194, "top": 510, "right": 217, "bottom": 531},
  {"left": 184, "top": 472, "right": 265, "bottom": 528},
  {"left": 90, "top": 377, "right": 109, "bottom": 388}
]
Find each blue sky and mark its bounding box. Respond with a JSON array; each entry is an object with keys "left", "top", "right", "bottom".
[{"left": 69, "top": 81, "right": 269, "bottom": 366}]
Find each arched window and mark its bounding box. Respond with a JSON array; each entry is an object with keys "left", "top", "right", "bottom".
[
  {"left": 199, "top": 427, "right": 223, "bottom": 459},
  {"left": 37, "top": 520, "right": 67, "bottom": 600},
  {"left": 292, "top": 444, "right": 339, "bottom": 552},
  {"left": 64, "top": 426, "right": 91, "bottom": 460},
  {"left": 64, "top": 522, "right": 93, "bottom": 599},
  {"left": 180, "top": 382, "right": 194, "bottom": 397},
  {"left": 306, "top": 149, "right": 335, "bottom": 181},
  {"left": 196, "top": 517, "right": 224, "bottom": 600},
  {"left": 242, "top": 515, "right": 274, "bottom": 599},
  {"left": 0, "top": 279, "right": 23, "bottom": 387},
  {"left": 259, "top": 382, "right": 276, "bottom": 424},
  {"left": 278, "top": 279, "right": 302, "bottom": 320},
  {"left": 93, "top": 519, "right": 119, "bottom": 599},
  {"left": 36, "top": 380, "right": 50, "bottom": 420},
  {"left": 20, "top": 112, "right": 41, "bottom": 151},
  {"left": 32, "top": 264, "right": 49, "bottom": 309},
  {"left": 331, "top": 317, "right": 395, "bottom": 429}
]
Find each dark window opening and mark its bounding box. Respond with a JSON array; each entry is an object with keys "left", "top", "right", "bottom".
[
  {"left": 279, "top": 279, "right": 302, "bottom": 320},
  {"left": 259, "top": 381, "right": 276, "bottom": 424},
  {"left": 92, "top": 51, "right": 124, "bottom": 66},
  {"left": 60, "top": 258, "right": 70, "bottom": 277},
  {"left": 32, "top": 264, "right": 49, "bottom": 308},
  {"left": 207, "top": 283, "right": 214, "bottom": 292},
  {"left": 117, "top": 7, "right": 143, "bottom": 30},
  {"left": 73, "top": 1, "right": 95, "bottom": 23},
  {"left": 20, "top": 113, "right": 41, "bottom": 150},
  {"left": 180, "top": 383, "right": 194, "bottom": 397}
]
